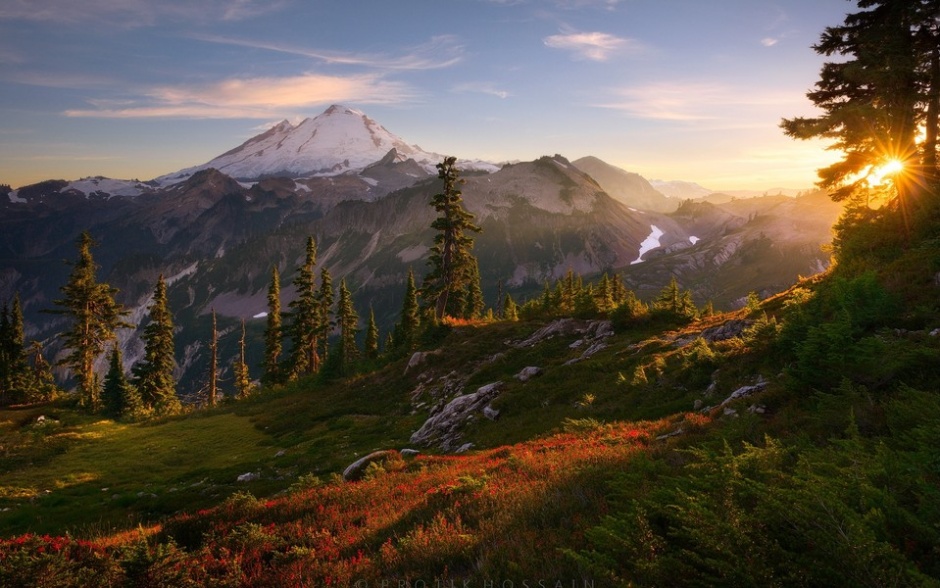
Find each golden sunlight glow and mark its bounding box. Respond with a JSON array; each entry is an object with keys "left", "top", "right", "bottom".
[{"left": 869, "top": 158, "right": 905, "bottom": 186}]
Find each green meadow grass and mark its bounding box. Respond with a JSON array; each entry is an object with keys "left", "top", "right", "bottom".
[{"left": 0, "top": 312, "right": 744, "bottom": 539}]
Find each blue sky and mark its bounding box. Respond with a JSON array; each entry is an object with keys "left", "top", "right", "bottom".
[{"left": 0, "top": 0, "right": 850, "bottom": 190}]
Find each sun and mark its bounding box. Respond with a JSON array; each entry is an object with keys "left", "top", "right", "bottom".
[{"left": 869, "top": 158, "right": 905, "bottom": 186}]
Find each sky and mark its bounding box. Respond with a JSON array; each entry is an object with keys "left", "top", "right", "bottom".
[{"left": 0, "top": 0, "right": 853, "bottom": 191}]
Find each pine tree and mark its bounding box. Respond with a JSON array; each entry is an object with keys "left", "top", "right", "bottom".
[
  {"left": 208, "top": 309, "right": 218, "bottom": 407},
  {"left": 654, "top": 276, "right": 698, "bottom": 320},
  {"left": 595, "top": 273, "right": 615, "bottom": 313},
  {"left": 49, "top": 231, "right": 129, "bottom": 411},
  {"left": 102, "top": 344, "right": 140, "bottom": 418},
  {"left": 0, "top": 296, "right": 27, "bottom": 404},
  {"left": 463, "top": 258, "right": 485, "bottom": 319},
  {"left": 316, "top": 267, "right": 334, "bottom": 366},
  {"left": 398, "top": 268, "right": 421, "bottom": 351},
  {"left": 503, "top": 293, "right": 519, "bottom": 321},
  {"left": 26, "top": 341, "right": 59, "bottom": 403},
  {"left": 288, "top": 238, "right": 320, "bottom": 378},
  {"left": 495, "top": 279, "right": 504, "bottom": 318},
  {"left": 262, "top": 266, "right": 283, "bottom": 386},
  {"left": 540, "top": 281, "right": 552, "bottom": 315},
  {"left": 655, "top": 276, "right": 683, "bottom": 314},
  {"left": 364, "top": 307, "right": 380, "bottom": 360},
  {"left": 0, "top": 302, "right": 10, "bottom": 403},
  {"left": 562, "top": 270, "right": 577, "bottom": 313},
  {"left": 334, "top": 279, "right": 359, "bottom": 373},
  {"left": 133, "top": 275, "right": 179, "bottom": 414},
  {"left": 575, "top": 284, "right": 598, "bottom": 317},
  {"left": 781, "top": 0, "right": 938, "bottom": 201},
  {"left": 421, "top": 156, "right": 482, "bottom": 320},
  {"left": 233, "top": 320, "right": 253, "bottom": 399}
]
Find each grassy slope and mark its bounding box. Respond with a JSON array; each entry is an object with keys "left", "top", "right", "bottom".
[
  {"left": 2, "top": 218, "right": 939, "bottom": 585},
  {"left": 0, "top": 309, "right": 746, "bottom": 539}
]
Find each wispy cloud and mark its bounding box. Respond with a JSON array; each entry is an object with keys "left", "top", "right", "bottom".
[
  {"left": 595, "top": 82, "right": 796, "bottom": 122},
  {"left": 543, "top": 30, "right": 642, "bottom": 61},
  {"left": 761, "top": 37, "right": 779, "bottom": 47},
  {"left": 64, "top": 73, "right": 416, "bottom": 119},
  {"left": 191, "top": 34, "right": 464, "bottom": 71},
  {"left": 0, "top": 46, "right": 25, "bottom": 65},
  {"left": 452, "top": 82, "right": 510, "bottom": 99},
  {"left": 0, "top": 0, "right": 287, "bottom": 27}
]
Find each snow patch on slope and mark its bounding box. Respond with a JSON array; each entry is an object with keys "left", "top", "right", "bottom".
[{"left": 631, "top": 225, "right": 664, "bottom": 265}]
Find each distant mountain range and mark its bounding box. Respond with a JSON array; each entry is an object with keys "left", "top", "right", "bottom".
[{"left": 0, "top": 105, "right": 840, "bottom": 397}]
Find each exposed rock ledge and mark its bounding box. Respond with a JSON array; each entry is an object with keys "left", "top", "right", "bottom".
[{"left": 410, "top": 382, "right": 504, "bottom": 452}]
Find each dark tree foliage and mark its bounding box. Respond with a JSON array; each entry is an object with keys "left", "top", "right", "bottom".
[
  {"left": 421, "top": 157, "right": 482, "bottom": 320},
  {"left": 262, "top": 266, "right": 283, "bottom": 386},
  {"left": 49, "top": 231, "right": 129, "bottom": 411},
  {"left": 653, "top": 276, "right": 698, "bottom": 321},
  {"left": 334, "top": 279, "right": 359, "bottom": 373},
  {"left": 781, "top": 0, "right": 940, "bottom": 201},
  {"left": 316, "top": 267, "right": 334, "bottom": 367},
  {"left": 502, "top": 293, "right": 519, "bottom": 321},
  {"left": 364, "top": 307, "right": 380, "bottom": 360},
  {"left": 207, "top": 309, "right": 218, "bottom": 407},
  {"left": 463, "top": 258, "right": 485, "bottom": 319},
  {"left": 0, "top": 296, "right": 27, "bottom": 404},
  {"left": 102, "top": 344, "right": 141, "bottom": 419},
  {"left": 395, "top": 268, "right": 421, "bottom": 351},
  {"left": 287, "top": 237, "right": 320, "bottom": 379},
  {"left": 133, "top": 275, "right": 180, "bottom": 415},
  {"left": 25, "top": 341, "right": 59, "bottom": 403},
  {"left": 233, "top": 320, "right": 252, "bottom": 399}
]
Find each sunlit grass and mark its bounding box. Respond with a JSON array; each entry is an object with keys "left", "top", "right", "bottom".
[{"left": 0, "top": 412, "right": 274, "bottom": 536}]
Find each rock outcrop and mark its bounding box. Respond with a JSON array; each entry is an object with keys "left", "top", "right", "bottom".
[{"left": 410, "top": 382, "right": 504, "bottom": 451}]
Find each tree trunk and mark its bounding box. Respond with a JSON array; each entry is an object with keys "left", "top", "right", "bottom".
[{"left": 924, "top": 42, "right": 940, "bottom": 180}]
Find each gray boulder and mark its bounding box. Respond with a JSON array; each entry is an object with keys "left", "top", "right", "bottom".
[
  {"left": 516, "top": 366, "right": 543, "bottom": 381},
  {"left": 342, "top": 450, "right": 400, "bottom": 481}
]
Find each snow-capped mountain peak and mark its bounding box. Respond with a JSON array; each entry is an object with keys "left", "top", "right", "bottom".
[{"left": 157, "top": 105, "right": 445, "bottom": 184}]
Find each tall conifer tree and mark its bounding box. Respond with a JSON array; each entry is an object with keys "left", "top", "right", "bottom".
[
  {"left": 335, "top": 279, "right": 359, "bottom": 373},
  {"left": 26, "top": 341, "right": 59, "bottom": 403},
  {"left": 421, "top": 157, "right": 482, "bottom": 320},
  {"left": 0, "top": 302, "right": 10, "bottom": 403},
  {"left": 0, "top": 296, "right": 27, "bottom": 403},
  {"left": 781, "top": 0, "right": 939, "bottom": 201},
  {"left": 315, "top": 267, "right": 334, "bottom": 368},
  {"left": 262, "top": 266, "right": 283, "bottom": 386},
  {"left": 134, "top": 274, "right": 179, "bottom": 414},
  {"left": 503, "top": 293, "right": 519, "bottom": 321},
  {"left": 50, "top": 231, "right": 128, "bottom": 411},
  {"left": 464, "top": 258, "right": 485, "bottom": 319},
  {"left": 398, "top": 268, "right": 421, "bottom": 350},
  {"left": 233, "top": 319, "right": 252, "bottom": 399},
  {"left": 364, "top": 307, "right": 380, "bottom": 360},
  {"left": 288, "top": 237, "right": 319, "bottom": 378},
  {"left": 208, "top": 309, "right": 218, "bottom": 407}
]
